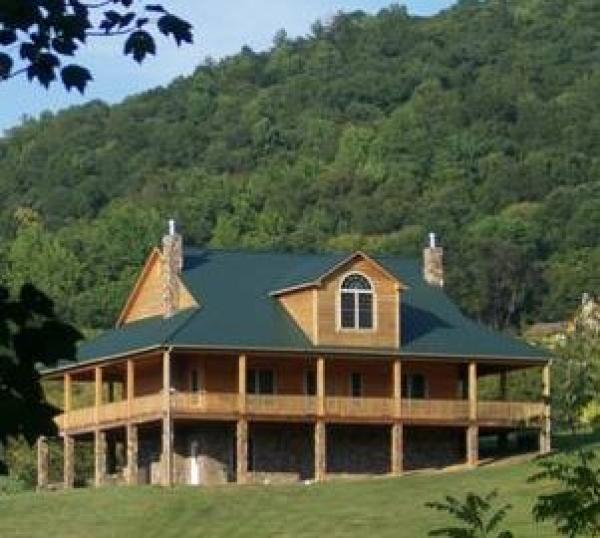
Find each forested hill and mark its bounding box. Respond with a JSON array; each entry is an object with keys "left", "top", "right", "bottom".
[{"left": 0, "top": 0, "right": 599, "bottom": 334}]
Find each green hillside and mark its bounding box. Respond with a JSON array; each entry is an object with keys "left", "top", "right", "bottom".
[
  {"left": 0, "top": 454, "right": 558, "bottom": 538},
  {"left": 0, "top": 0, "right": 599, "bottom": 334}
]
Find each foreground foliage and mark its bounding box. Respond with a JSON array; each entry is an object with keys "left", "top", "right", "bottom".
[
  {"left": 530, "top": 450, "right": 600, "bottom": 537},
  {"left": 426, "top": 490, "right": 514, "bottom": 538},
  {"left": 0, "top": 284, "right": 80, "bottom": 471},
  {"left": 0, "top": 1, "right": 192, "bottom": 91}
]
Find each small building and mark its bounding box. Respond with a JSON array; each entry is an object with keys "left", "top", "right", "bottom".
[
  {"left": 525, "top": 293, "right": 599, "bottom": 349},
  {"left": 38, "top": 225, "right": 551, "bottom": 487}
]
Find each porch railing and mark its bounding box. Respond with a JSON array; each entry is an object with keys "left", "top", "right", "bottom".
[
  {"left": 325, "top": 396, "right": 394, "bottom": 419},
  {"left": 401, "top": 398, "right": 470, "bottom": 422},
  {"left": 55, "top": 393, "right": 545, "bottom": 431},
  {"left": 172, "top": 392, "right": 239, "bottom": 415},
  {"left": 478, "top": 401, "right": 544, "bottom": 425},
  {"left": 247, "top": 394, "right": 317, "bottom": 416}
]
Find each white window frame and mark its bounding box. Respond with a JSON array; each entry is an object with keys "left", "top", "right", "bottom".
[
  {"left": 247, "top": 368, "right": 277, "bottom": 395},
  {"left": 336, "top": 271, "right": 377, "bottom": 332}
]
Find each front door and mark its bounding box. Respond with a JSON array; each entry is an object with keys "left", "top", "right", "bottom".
[{"left": 190, "top": 441, "right": 200, "bottom": 486}]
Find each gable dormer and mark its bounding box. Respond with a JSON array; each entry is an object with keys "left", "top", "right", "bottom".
[
  {"left": 273, "top": 252, "right": 406, "bottom": 349},
  {"left": 117, "top": 222, "right": 197, "bottom": 326}
]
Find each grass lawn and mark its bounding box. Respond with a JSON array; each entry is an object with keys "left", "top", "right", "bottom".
[{"left": 1, "top": 434, "right": 596, "bottom": 538}]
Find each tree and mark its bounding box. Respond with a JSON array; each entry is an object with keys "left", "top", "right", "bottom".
[
  {"left": 0, "top": 283, "right": 81, "bottom": 473},
  {"left": 425, "top": 490, "right": 514, "bottom": 538},
  {"left": 0, "top": 1, "right": 192, "bottom": 92},
  {"left": 7, "top": 213, "right": 83, "bottom": 322},
  {"left": 552, "top": 295, "right": 600, "bottom": 433},
  {"left": 530, "top": 450, "right": 600, "bottom": 537}
]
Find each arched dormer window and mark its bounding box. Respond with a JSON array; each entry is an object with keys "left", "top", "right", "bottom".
[{"left": 340, "top": 273, "right": 374, "bottom": 330}]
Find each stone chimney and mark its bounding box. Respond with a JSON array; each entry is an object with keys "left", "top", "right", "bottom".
[
  {"left": 162, "top": 219, "right": 183, "bottom": 318},
  {"left": 423, "top": 232, "right": 444, "bottom": 287}
]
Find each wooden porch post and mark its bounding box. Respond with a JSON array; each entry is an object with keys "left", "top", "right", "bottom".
[
  {"left": 238, "top": 354, "right": 247, "bottom": 414},
  {"left": 63, "top": 434, "right": 74, "bottom": 488},
  {"left": 315, "top": 356, "right": 326, "bottom": 482},
  {"left": 127, "top": 359, "right": 135, "bottom": 416},
  {"left": 94, "top": 429, "right": 106, "bottom": 487},
  {"left": 162, "top": 349, "right": 173, "bottom": 486},
  {"left": 94, "top": 366, "right": 102, "bottom": 425},
  {"left": 316, "top": 356, "right": 325, "bottom": 416},
  {"left": 36, "top": 436, "right": 48, "bottom": 490},
  {"left": 540, "top": 363, "right": 551, "bottom": 454},
  {"left": 467, "top": 361, "right": 478, "bottom": 467},
  {"left": 391, "top": 358, "right": 403, "bottom": 475},
  {"left": 237, "top": 354, "right": 248, "bottom": 484},
  {"left": 64, "top": 373, "right": 72, "bottom": 429}
]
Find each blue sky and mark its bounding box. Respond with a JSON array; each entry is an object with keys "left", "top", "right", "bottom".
[{"left": 1, "top": 1, "right": 453, "bottom": 133}]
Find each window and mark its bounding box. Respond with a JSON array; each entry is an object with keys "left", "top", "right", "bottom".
[
  {"left": 191, "top": 369, "right": 200, "bottom": 393},
  {"left": 340, "top": 273, "right": 373, "bottom": 330},
  {"left": 403, "top": 373, "right": 426, "bottom": 399},
  {"left": 247, "top": 369, "right": 275, "bottom": 395},
  {"left": 305, "top": 370, "right": 316, "bottom": 396},
  {"left": 350, "top": 372, "right": 363, "bottom": 398}
]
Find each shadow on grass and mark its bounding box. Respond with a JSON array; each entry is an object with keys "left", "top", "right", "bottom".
[{"left": 552, "top": 430, "right": 600, "bottom": 452}]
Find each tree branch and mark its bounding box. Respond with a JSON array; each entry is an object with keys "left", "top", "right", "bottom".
[{"left": 0, "top": 66, "right": 28, "bottom": 83}]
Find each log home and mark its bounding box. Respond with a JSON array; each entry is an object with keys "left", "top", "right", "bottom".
[{"left": 38, "top": 223, "right": 551, "bottom": 488}]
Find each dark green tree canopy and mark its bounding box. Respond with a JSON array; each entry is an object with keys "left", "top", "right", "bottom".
[
  {"left": 0, "top": 283, "right": 81, "bottom": 469},
  {"left": 0, "top": 0, "right": 192, "bottom": 92}
]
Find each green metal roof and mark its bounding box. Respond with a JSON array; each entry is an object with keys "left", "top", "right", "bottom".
[{"left": 44, "top": 249, "right": 550, "bottom": 373}]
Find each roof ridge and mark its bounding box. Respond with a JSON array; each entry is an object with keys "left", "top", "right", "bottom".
[{"left": 183, "top": 246, "right": 420, "bottom": 262}]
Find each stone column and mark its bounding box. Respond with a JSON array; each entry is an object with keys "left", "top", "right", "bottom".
[
  {"left": 63, "top": 435, "right": 75, "bottom": 489},
  {"left": 467, "top": 425, "right": 479, "bottom": 467},
  {"left": 314, "top": 420, "right": 326, "bottom": 482},
  {"left": 126, "top": 424, "right": 138, "bottom": 485},
  {"left": 466, "top": 425, "right": 478, "bottom": 467},
  {"left": 391, "top": 422, "right": 403, "bottom": 476},
  {"left": 540, "top": 363, "right": 551, "bottom": 454},
  {"left": 236, "top": 419, "right": 248, "bottom": 484},
  {"left": 423, "top": 233, "right": 444, "bottom": 287},
  {"left": 37, "top": 436, "right": 49, "bottom": 490},
  {"left": 161, "top": 349, "right": 173, "bottom": 486},
  {"left": 162, "top": 222, "right": 183, "bottom": 318},
  {"left": 94, "top": 429, "right": 106, "bottom": 487}
]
